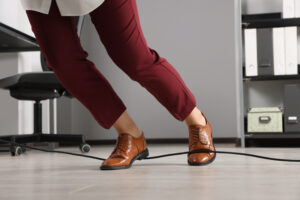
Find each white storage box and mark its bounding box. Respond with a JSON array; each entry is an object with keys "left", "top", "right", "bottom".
[{"left": 247, "top": 107, "right": 283, "bottom": 133}]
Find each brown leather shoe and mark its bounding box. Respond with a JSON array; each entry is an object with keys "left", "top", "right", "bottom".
[
  {"left": 188, "top": 112, "right": 216, "bottom": 166},
  {"left": 100, "top": 131, "right": 149, "bottom": 170}
]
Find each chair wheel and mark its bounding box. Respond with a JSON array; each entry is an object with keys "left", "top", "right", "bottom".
[
  {"left": 10, "top": 146, "right": 22, "bottom": 156},
  {"left": 80, "top": 143, "right": 91, "bottom": 153},
  {"left": 21, "top": 147, "right": 26, "bottom": 153}
]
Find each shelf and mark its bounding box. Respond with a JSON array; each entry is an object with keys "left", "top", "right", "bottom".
[
  {"left": 242, "top": 66, "right": 300, "bottom": 81},
  {"left": 243, "top": 74, "right": 300, "bottom": 81},
  {"left": 242, "top": 13, "right": 282, "bottom": 21},
  {"left": 245, "top": 132, "right": 300, "bottom": 147},
  {"left": 242, "top": 13, "right": 300, "bottom": 29},
  {"left": 245, "top": 132, "right": 300, "bottom": 139}
]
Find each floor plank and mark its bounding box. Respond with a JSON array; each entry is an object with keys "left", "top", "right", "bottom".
[{"left": 0, "top": 144, "right": 299, "bottom": 200}]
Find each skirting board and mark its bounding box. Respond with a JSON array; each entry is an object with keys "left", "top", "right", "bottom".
[{"left": 85, "top": 138, "right": 241, "bottom": 146}]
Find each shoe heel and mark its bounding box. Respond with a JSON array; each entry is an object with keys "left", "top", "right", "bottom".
[{"left": 137, "top": 148, "right": 149, "bottom": 160}]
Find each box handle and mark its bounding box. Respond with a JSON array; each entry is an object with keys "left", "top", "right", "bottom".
[
  {"left": 259, "top": 64, "right": 272, "bottom": 68},
  {"left": 259, "top": 116, "right": 271, "bottom": 123},
  {"left": 288, "top": 116, "right": 298, "bottom": 124}
]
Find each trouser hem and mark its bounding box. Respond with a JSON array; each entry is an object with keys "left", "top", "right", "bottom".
[{"left": 101, "top": 104, "right": 127, "bottom": 129}]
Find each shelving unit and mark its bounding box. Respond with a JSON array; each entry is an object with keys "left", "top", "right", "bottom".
[
  {"left": 243, "top": 17, "right": 300, "bottom": 29},
  {"left": 243, "top": 115, "right": 300, "bottom": 146},
  {"left": 241, "top": 13, "right": 300, "bottom": 147},
  {"left": 242, "top": 12, "right": 300, "bottom": 28},
  {"left": 245, "top": 133, "right": 300, "bottom": 147},
  {"left": 243, "top": 65, "right": 300, "bottom": 81}
]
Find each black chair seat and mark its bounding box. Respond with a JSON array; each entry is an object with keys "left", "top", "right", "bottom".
[
  {"left": 0, "top": 17, "right": 90, "bottom": 156},
  {"left": 0, "top": 71, "right": 64, "bottom": 90},
  {"left": 0, "top": 72, "right": 68, "bottom": 100}
]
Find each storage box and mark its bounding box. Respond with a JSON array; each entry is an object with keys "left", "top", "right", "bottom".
[
  {"left": 284, "top": 84, "right": 300, "bottom": 132},
  {"left": 257, "top": 28, "right": 274, "bottom": 76},
  {"left": 247, "top": 107, "right": 283, "bottom": 133}
]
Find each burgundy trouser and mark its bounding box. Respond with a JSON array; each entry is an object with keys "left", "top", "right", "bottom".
[{"left": 25, "top": 0, "right": 197, "bottom": 129}]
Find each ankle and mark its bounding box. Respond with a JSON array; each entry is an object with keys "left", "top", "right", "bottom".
[
  {"left": 185, "top": 109, "right": 207, "bottom": 127},
  {"left": 117, "top": 127, "right": 143, "bottom": 138},
  {"left": 112, "top": 111, "right": 143, "bottom": 138},
  {"left": 198, "top": 112, "right": 207, "bottom": 126},
  {"left": 131, "top": 128, "right": 143, "bottom": 138}
]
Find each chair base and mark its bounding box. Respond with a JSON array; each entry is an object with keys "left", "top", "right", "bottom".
[{"left": 0, "top": 133, "right": 91, "bottom": 156}]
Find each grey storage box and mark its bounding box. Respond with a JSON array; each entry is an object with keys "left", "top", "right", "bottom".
[
  {"left": 247, "top": 107, "right": 283, "bottom": 133},
  {"left": 284, "top": 84, "right": 300, "bottom": 132}
]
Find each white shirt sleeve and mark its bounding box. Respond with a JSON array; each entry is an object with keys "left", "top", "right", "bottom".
[
  {"left": 20, "top": 0, "right": 105, "bottom": 16},
  {"left": 20, "top": 0, "right": 52, "bottom": 15}
]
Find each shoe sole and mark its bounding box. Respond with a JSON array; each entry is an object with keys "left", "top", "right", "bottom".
[
  {"left": 188, "top": 130, "right": 217, "bottom": 166},
  {"left": 100, "top": 148, "right": 149, "bottom": 170}
]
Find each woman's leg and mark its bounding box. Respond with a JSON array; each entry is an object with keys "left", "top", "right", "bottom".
[
  {"left": 25, "top": 0, "right": 134, "bottom": 130},
  {"left": 90, "top": 0, "right": 215, "bottom": 167},
  {"left": 113, "top": 111, "right": 143, "bottom": 137},
  {"left": 89, "top": 0, "right": 200, "bottom": 125}
]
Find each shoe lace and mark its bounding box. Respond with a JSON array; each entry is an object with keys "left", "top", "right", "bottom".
[
  {"left": 190, "top": 126, "right": 212, "bottom": 150},
  {"left": 112, "top": 135, "right": 129, "bottom": 155},
  {"left": 190, "top": 127, "right": 202, "bottom": 146}
]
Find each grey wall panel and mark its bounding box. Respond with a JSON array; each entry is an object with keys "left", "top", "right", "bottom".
[
  {"left": 0, "top": 53, "right": 18, "bottom": 135},
  {"left": 71, "top": 0, "right": 242, "bottom": 140},
  {"left": 56, "top": 97, "right": 72, "bottom": 134}
]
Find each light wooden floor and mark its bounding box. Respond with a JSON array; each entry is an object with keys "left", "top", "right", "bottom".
[{"left": 0, "top": 144, "right": 300, "bottom": 200}]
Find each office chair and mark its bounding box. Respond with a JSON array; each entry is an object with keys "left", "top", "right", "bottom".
[{"left": 0, "top": 16, "right": 91, "bottom": 156}]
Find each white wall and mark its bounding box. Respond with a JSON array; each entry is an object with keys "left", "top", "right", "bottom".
[
  {"left": 0, "top": 1, "right": 51, "bottom": 135},
  {"left": 71, "top": 0, "right": 242, "bottom": 140}
]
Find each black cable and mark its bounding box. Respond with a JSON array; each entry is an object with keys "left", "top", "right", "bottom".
[
  {"left": 1, "top": 138, "right": 300, "bottom": 162},
  {"left": 0, "top": 139, "right": 105, "bottom": 161},
  {"left": 145, "top": 150, "right": 300, "bottom": 162}
]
